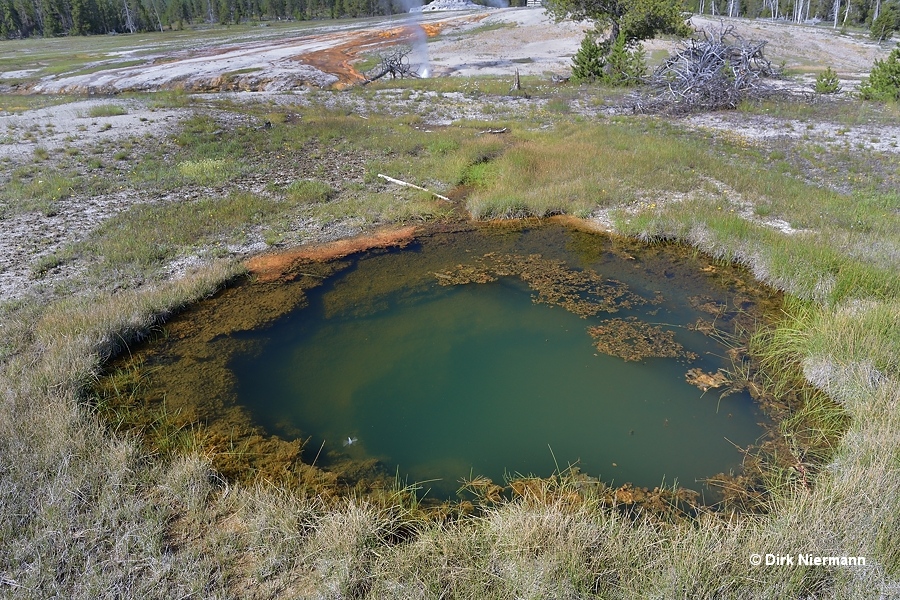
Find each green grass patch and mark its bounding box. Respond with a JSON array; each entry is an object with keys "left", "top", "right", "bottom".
[
  {"left": 352, "top": 52, "right": 383, "bottom": 75},
  {"left": 283, "top": 180, "right": 336, "bottom": 204},
  {"left": 360, "top": 74, "right": 546, "bottom": 97},
  {"left": 223, "top": 67, "right": 262, "bottom": 77},
  {"left": 739, "top": 96, "right": 900, "bottom": 126},
  {"left": 545, "top": 98, "right": 572, "bottom": 114},
  {"left": 803, "top": 299, "right": 900, "bottom": 378},
  {"left": 465, "top": 121, "right": 694, "bottom": 218},
  {"left": 30, "top": 252, "right": 70, "bottom": 278},
  {"left": 459, "top": 20, "right": 516, "bottom": 37},
  {"left": 0, "top": 94, "right": 80, "bottom": 113},
  {"left": 36, "top": 54, "right": 109, "bottom": 76},
  {"left": 309, "top": 190, "right": 452, "bottom": 224},
  {"left": 140, "top": 89, "right": 195, "bottom": 108},
  {"left": 84, "top": 104, "right": 128, "bottom": 118},
  {"left": 1, "top": 168, "right": 76, "bottom": 215},
  {"left": 177, "top": 158, "right": 242, "bottom": 186},
  {"left": 173, "top": 115, "right": 252, "bottom": 160},
  {"left": 84, "top": 191, "right": 276, "bottom": 269},
  {"left": 616, "top": 194, "right": 899, "bottom": 304}
]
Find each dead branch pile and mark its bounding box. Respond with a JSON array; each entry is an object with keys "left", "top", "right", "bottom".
[
  {"left": 633, "top": 24, "right": 783, "bottom": 114},
  {"left": 364, "top": 46, "right": 420, "bottom": 84}
]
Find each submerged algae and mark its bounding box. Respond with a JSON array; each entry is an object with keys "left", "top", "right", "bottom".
[
  {"left": 587, "top": 317, "right": 696, "bottom": 362},
  {"left": 434, "top": 252, "right": 656, "bottom": 317},
  {"left": 93, "top": 230, "right": 416, "bottom": 492},
  {"left": 95, "top": 221, "right": 795, "bottom": 509}
]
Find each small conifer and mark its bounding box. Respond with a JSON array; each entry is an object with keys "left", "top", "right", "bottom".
[
  {"left": 859, "top": 46, "right": 900, "bottom": 101},
  {"left": 571, "top": 34, "right": 607, "bottom": 82}
]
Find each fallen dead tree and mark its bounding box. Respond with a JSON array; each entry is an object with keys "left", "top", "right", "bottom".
[
  {"left": 633, "top": 24, "right": 783, "bottom": 114},
  {"left": 363, "top": 47, "right": 421, "bottom": 84},
  {"left": 377, "top": 173, "right": 450, "bottom": 201}
]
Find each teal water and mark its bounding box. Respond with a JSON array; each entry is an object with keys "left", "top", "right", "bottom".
[{"left": 230, "top": 225, "right": 767, "bottom": 498}]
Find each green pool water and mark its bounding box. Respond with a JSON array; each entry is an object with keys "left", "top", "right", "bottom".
[{"left": 229, "top": 225, "right": 770, "bottom": 498}]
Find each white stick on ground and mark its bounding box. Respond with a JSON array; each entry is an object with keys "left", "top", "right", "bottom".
[{"left": 377, "top": 173, "right": 451, "bottom": 201}]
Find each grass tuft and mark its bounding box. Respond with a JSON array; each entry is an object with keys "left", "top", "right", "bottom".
[
  {"left": 284, "top": 179, "right": 335, "bottom": 204},
  {"left": 177, "top": 157, "right": 241, "bottom": 186},
  {"left": 85, "top": 104, "right": 128, "bottom": 118},
  {"left": 84, "top": 191, "right": 274, "bottom": 269}
]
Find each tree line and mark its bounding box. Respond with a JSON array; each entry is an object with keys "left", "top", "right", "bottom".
[
  {"left": 0, "top": 0, "right": 896, "bottom": 39},
  {"left": 0, "top": 0, "right": 530, "bottom": 37},
  {"left": 681, "top": 0, "right": 899, "bottom": 37}
]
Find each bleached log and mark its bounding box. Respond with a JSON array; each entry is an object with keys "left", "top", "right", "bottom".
[{"left": 377, "top": 174, "right": 450, "bottom": 202}]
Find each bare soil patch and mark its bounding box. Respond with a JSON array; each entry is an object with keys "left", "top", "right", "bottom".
[{"left": 0, "top": 98, "right": 183, "bottom": 161}]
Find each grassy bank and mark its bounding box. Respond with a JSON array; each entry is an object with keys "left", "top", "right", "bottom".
[{"left": 1, "top": 81, "right": 899, "bottom": 598}]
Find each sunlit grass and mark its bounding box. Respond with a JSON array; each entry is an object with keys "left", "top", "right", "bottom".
[
  {"left": 84, "top": 191, "right": 275, "bottom": 268},
  {"left": 738, "top": 96, "right": 900, "bottom": 126},
  {"left": 309, "top": 190, "right": 452, "bottom": 224},
  {"left": 1, "top": 168, "right": 76, "bottom": 215},
  {"left": 177, "top": 158, "right": 241, "bottom": 186},
  {"left": 84, "top": 104, "right": 128, "bottom": 118},
  {"left": 0, "top": 93, "right": 81, "bottom": 113},
  {"left": 283, "top": 179, "right": 336, "bottom": 204}
]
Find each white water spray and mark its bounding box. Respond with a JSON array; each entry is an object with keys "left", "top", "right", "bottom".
[
  {"left": 402, "top": 0, "right": 431, "bottom": 78},
  {"left": 405, "top": 0, "right": 509, "bottom": 77}
]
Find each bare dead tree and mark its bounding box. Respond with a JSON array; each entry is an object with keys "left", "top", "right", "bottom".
[
  {"left": 148, "top": 0, "right": 165, "bottom": 32},
  {"left": 632, "top": 24, "right": 783, "bottom": 114},
  {"left": 122, "top": 0, "right": 136, "bottom": 33},
  {"left": 363, "top": 46, "right": 421, "bottom": 84},
  {"left": 511, "top": 68, "right": 521, "bottom": 92}
]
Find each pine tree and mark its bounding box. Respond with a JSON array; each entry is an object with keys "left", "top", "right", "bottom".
[
  {"left": 71, "top": 0, "right": 88, "bottom": 32},
  {"left": 547, "top": 0, "right": 691, "bottom": 46},
  {"left": 217, "top": 0, "right": 229, "bottom": 22},
  {"left": 71, "top": 0, "right": 100, "bottom": 33},
  {"left": 553, "top": 0, "right": 682, "bottom": 85},
  {"left": 859, "top": 45, "right": 900, "bottom": 100},
  {"left": 605, "top": 32, "right": 646, "bottom": 86},
  {"left": 871, "top": 4, "right": 900, "bottom": 41},
  {"left": 814, "top": 66, "right": 842, "bottom": 93},
  {"left": 572, "top": 34, "right": 607, "bottom": 81},
  {"left": 40, "top": 0, "right": 63, "bottom": 36},
  {"left": 0, "top": 0, "right": 23, "bottom": 37}
]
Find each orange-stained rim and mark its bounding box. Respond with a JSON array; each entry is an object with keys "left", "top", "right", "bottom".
[{"left": 246, "top": 225, "right": 419, "bottom": 282}]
